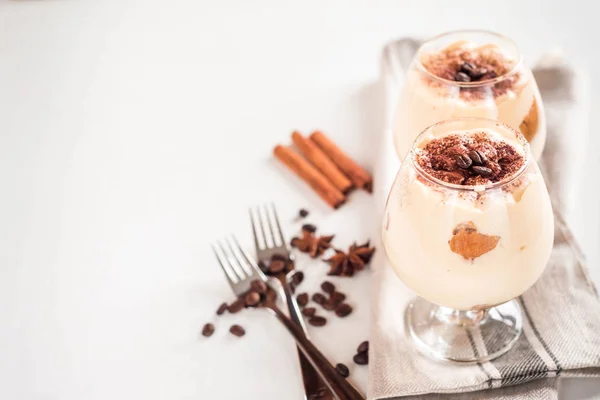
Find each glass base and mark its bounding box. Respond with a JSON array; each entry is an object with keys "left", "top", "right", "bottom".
[{"left": 405, "top": 297, "right": 522, "bottom": 363}]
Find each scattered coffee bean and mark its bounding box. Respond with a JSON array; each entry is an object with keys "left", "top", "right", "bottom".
[
  {"left": 298, "top": 209, "right": 309, "bottom": 218},
  {"left": 469, "top": 150, "right": 487, "bottom": 166},
  {"left": 302, "top": 224, "right": 317, "bottom": 233},
  {"left": 321, "top": 281, "right": 335, "bottom": 294},
  {"left": 216, "top": 302, "right": 228, "bottom": 316},
  {"left": 455, "top": 154, "right": 472, "bottom": 169},
  {"left": 335, "top": 303, "right": 353, "bottom": 317},
  {"left": 323, "top": 299, "right": 336, "bottom": 311},
  {"left": 229, "top": 324, "right": 245, "bottom": 337},
  {"left": 353, "top": 352, "right": 368, "bottom": 365},
  {"left": 357, "top": 340, "right": 369, "bottom": 354},
  {"left": 269, "top": 260, "right": 286, "bottom": 273},
  {"left": 472, "top": 166, "right": 493, "bottom": 177},
  {"left": 244, "top": 291, "right": 261, "bottom": 307},
  {"left": 228, "top": 298, "right": 245, "bottom": 314},
  {"left": 292, "top": 271, "right": 304, "bottom": 286},
  {"left": 296, "top": 293, "right": 309, "bottom": 307},
  {"left": 250, "top": 279, "right": 267, "bottom": 294},
  {"left": 335, "top": 363, "right": 350, "bottom": 378},
  {"left": 308, "top": 316, "right": 327, "bottom": 327},
  {"left": 330, "top": 291, "right": 346, "bottom": 304},
  {"left": 302, "top": 307, "right": 316, "bottom": 317},
  {"left": 202, "top": 323, "right": 215, "bottom": 337},
  {"left": 454, "top": 72, "right": 471, "bottom": 82},
  {"left": 271, "top": 253, "right": 286, "bottom": 261},
  {"left": 284, "top": 259, "right": 294, "bottom": 273},
  {"left": 312, "top": 293, "right": 326, "bottom": 305}
]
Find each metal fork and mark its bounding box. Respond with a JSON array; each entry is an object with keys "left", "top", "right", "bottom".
[
  {"left": 212, "top": 236, "right": 364, "bottom": 400},
  {"left": 249, "top": 204, "right": 331, "bottom": 400}
]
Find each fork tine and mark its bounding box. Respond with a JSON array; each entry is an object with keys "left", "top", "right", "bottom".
[
  {"left": 249, "top": 208, "right": 264, "bottom": 251},
  {"left": 231, "top": 235, "right": 268, "bottom": 281},
  {"left": 217, "top": 240, "right": 244, "bottom": 281},
  {"left": 211, "top": 243, "right": 238, "bottom": 288},
  {"left": 264, "top": 204, "right": 279, "bottom": 246},
  {"left": 256, "top": 206, "right": 271, "bottom": 248},
  {"left": 270, "top": 202, "right": 286, "bottom": 248},
  {"left": 225, "top": 236, "right": 252, "bottom": 279}
]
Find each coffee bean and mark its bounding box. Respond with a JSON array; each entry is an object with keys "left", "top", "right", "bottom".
[
  {"left": 323, "top": 299, "right": 336, "bottom": 311},
  {"left": 485, "top": 70, "right": 498, "bottom": 80},
  {"left": 202, "top": 323, "right": 215, "bottom": 337},
  {"left": 284, "top": 259, "right": 294, "bottom": 273},
  {"left": 308, "top": 316, "right": 327, "bottom": 327},
  {"left": 353, "top": 352, "right": 368, "bottom": 365},
  {"left": 216, "top": 302, "right": 228, "bottom": 316},
  {"left": 335, "top": 363, "right": 350, "bottom": 378},
  {"left": 299, "top": 209, "right": 309, "bottom": 218},
  {"left": 302, "top": 224, "right": 317, "bottom": 233},
  {"left": 335, "top": 303, "right": 353, "bottom": 318},
  {"left": 321, "top": 281, "right": 335, "bottom": 294},
  {"left": 257, "top": 260, "right": 268, "bottom": 272},
  {"left": 472, "top": 166, "right": 493, "bottom": 177},
  {"left": 228, "top": 298, "right": 245, "bottom": 314},
  {"left": 250, "top": 279, "right": 267, "bottom": 294},
  {"left": 454, "top": 72, "right": 471, "bottom": 82},
  {"left": 460, "top": 62, "right": 476, "bottom": 75},
  {"left": 357, "top": 340, "right": 369, "bottom": 354},
  {"left": 229, "top": 324, "right": 245, "bottom": 337},
  {"left": 470, "top": 68, "right": 488, "bottom": 80},
  {"left": 292, "top": 271, "right": 304, "bottom": 286},
  {"left": 244, "top": 291, "right": 261, "bottom": 307},
  {"left": 296, "top": 293, "right": 309, "bottom": 307},
  {"left": 271, "top": 253, "right": 287, "bottom": 261},
  {"left": 455, "top": 154, "right": 472, "bottom": 169},
  {"left": 469, "top": 150, "right": 487, "bottom": 166},
  {"left": 302, "top": 307, "right": 316, "bottom": 317},
  {"left": 330, "top": 291, "right": 346, "bottom": 304},
  {"left": 312, "top": 293, "right": 326, "bottom": 305},
  {"left": 269, "top": 260, "right": 285, "bottom": 273}
]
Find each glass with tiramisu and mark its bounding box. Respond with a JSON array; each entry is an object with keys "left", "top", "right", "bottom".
[
  {"left": 393, "top": 30, "right": 545, "bottom": 161},
  {"left": 383, "top": 118, "right": 554, "bottom": 362}
]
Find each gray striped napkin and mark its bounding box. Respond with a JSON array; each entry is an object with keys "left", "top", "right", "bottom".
[{"left": 367, "top": 39, "right": 600, "bottom": 399}]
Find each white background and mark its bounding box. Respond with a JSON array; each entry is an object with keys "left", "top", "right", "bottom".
[{"left": 0, "top": 0, "right": 599, "bottom": 399}]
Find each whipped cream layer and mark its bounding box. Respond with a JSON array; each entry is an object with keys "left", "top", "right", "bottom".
[
  {"left": 393, "top": 40, "right": 546, "bottom": 161},
  {"left": 383, "top": 128, "right": 554, "bottom": 310}
]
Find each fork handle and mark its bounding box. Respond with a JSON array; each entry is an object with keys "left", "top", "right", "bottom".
[{"left": 269, "top": 305, "right": 365, "bottom": 400}]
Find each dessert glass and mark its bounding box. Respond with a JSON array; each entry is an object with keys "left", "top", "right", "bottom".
[
  {"left": 383, "top": 118, "right": 554, "bottom": 362},
  {"left": 393, "top": 30, "right": 546, "bottom": 161}
]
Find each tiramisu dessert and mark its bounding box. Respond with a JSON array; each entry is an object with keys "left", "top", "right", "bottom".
[
  {"left": 393, "top": 31, "right": 546, "bottom": 161},
  {"left": 383, "top": 119, "right": 553, "bottom": 311}
]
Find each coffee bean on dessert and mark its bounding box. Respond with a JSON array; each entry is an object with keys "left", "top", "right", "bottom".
[
  {"left": 353, "top": 352, "right": 369, "bottom": 365},
  {"left": 302, "top": 307, "right": 316, "bottom": 317},
  {"left": 269, "top": 260, "right": 286, "bottom": 273},
  {"left": 216, "top": 302, "right": 228, "bottom": 315},
  {"left": 460, "top": 62, "right": 476, "bottom": 75},
  {"left": 470, "top": 68, "right": 488, "bottom": 80},
  {"left": 308, "top": 316, "right": 327, "bottom": 327},
  {"left": 250, "top": 279, "right": 267, "bottom": 294},
  {"left": 292, "top": 271, "right": 304, "bottom": 286},
  {"left": 312, "top": 293, "right": 327, "bottom": 305},
  {"left": 330, "top": 291, "right": 346, "bottom": 304},
  {"left": 202, "top": 323, "right": 215, "bottom": 337},
  {"left": 228, "top": 298, "right": 245, "bottom": 314},
  {"left": 244, "top": 291, "right": 261, "bottom": 307},
  {"left": 469, "top": 150, "right": 487, "bottom": 166},
  {"left": 357, "top": 340, "right": 369, "bottom": 354},
  {"left": 335, "top": 303, "right": 353, "bottom": 317},
  {"left": 229, "top": 324, "right": 245, "bottom": 337},
  {"left": 296, "top": 293, "right": 309, "bottom": 307},
  {"left": 472, "top": 166, "right": 493, "bottom": 177},
  {"left": 302, "top": 223, "right": 317, "bottom": 233},
  {"left": 298, "top": 209, "right": 309, "bottom": 218},
  {"left": 321, "top": 281, "right": 335, "bottom": 294},
  {"left": 454, "top": 72, "right": 471, "bottom": 82},
  {"left": 323, "top": 299, "right": 336, "bottom": 311},
  {"left": 336, "top": 363, "right": 350, "bottom": 378},
  {"left": 455, "top": 154, "right": 472, "bottom": 169}
]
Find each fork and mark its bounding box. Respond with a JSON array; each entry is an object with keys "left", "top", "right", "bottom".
[
  {"left": 249, "top": 204, "right": 331, "bottom": 399},
  {"left": 212, "top": 236, "right": 364, "bottom": 400}
]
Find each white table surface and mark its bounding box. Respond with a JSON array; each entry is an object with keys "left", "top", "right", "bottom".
[{"left": 1, "top": 1, "right": 599, "bottom": 399}]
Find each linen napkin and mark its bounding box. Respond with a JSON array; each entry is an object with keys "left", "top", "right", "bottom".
[{"left": 367, "top": 39, "right": 600, "bottom": 399}]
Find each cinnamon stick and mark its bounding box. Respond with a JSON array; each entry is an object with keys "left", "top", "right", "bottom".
[
  {"left": 291, "top": 131, "right": 353, "bottom": 194},
  {"left": 310, "top": 131, "right": 373, "bottom": 193},
  {"left": 274, "top": 145, "right": 346, "bottom": 209}
]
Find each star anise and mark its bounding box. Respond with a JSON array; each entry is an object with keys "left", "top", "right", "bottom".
[
  {"left": 324, "top": 241, "right": 376, "bottom": 277},
  {"left": 290, "top": 224, "right": 334, "bottom": 258}
]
